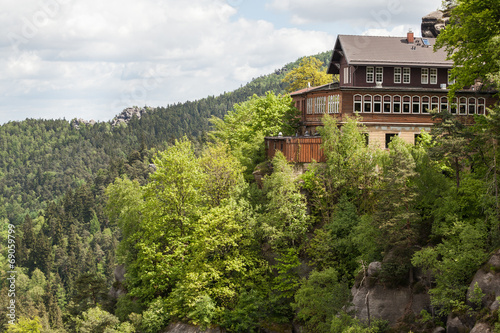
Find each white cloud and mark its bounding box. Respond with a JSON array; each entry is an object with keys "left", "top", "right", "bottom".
[
  {"left": 0, "top": 0, "right": 336, "bottom": 124},
  {"left": 268, "top": 0, "right": 442, "bottom": 35}
]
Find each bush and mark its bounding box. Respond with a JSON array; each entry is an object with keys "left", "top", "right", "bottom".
[{"left": 141, "top": 298, "right": 170, "bottom": 333}]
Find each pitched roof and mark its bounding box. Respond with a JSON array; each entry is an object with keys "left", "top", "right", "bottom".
[
  {"left": 289, "top": 83, "right": 338, "bottom": 96},
  {"left": 328, "top": 35, "right": 453, "bottom": 74}
]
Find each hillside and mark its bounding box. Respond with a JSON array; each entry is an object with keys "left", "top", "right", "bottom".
[{"left": 0, "top": 50, "right": 332, "bottom": 226}]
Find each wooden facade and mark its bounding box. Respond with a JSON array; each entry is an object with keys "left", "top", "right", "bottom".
[
  {"left": 265, "top": 32, "right": 498, "bottom": 162},
  {"left": 265, "top": 136, "right": 325, "bottom": 163}
]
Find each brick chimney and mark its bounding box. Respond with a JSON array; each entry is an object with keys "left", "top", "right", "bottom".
[{"left": 407, "top": 29, "right": 414, "bottom": 43}]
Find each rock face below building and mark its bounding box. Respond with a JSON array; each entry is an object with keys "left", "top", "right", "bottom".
[{"left": 421, "top": 10, "right": 450, "bottom": 38}]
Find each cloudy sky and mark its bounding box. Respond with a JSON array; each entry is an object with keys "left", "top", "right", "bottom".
[{"left": 0, "top": 0, "right": 442, "bottom": 124}]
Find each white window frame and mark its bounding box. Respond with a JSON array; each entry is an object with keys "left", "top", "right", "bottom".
[
  {"left": 459, "top": 97, "right": 467, "bottom": 115},
  {"left": 307, "top": 98, "right": 314, "bottom": 114},
  {"left": 441, "top": 96, "right": 448, "bottom": 113},
  {"left": 363, "top": 95, "right": 372, "bottom": 113},
  {"left": 394, "top": 67, "right": 401, "bottom": 84},
  {"left": 315, "top": 96, "right": 326, "bottom": 114},
  {"left": 393, "top": 95, "right": 401, "bottom": 113},
  {"left": 375, "top": 67, "right": 383, "bottom": 83},
  {"left": 468, "top": 97, "right": 476, "bottom": 115},
  {"left": 430, "top": 68, "right": 438, "bottom": 84},
  {"left": 344, "top": 67, "right": 349, "bottom": 84},
  {"left": 403, "top": 95, "right": 411, "bottom": 113},
  {"left": 421, "top": 68, "right": 429, "bottom": 84},
  {"left": 431, "top": 96, "right": 439, "bottom": 112},
  {"left": 403, "top": 68, "right": 411, "bottom": 84},
  {"left": 422, "top": 96, "right": 430, "bottom": 114},
  {"left": 353, "top": 95, "right": 362, "bottom": 113},
  {"left": 383, "top": 95, "right": 392, "bottom": 113},
  {"left": 412, "top": 96, "right": 420, "bottom": 114},
  {"left": 366, "top": 67, "right": 374, "bottom": 83},
  {"left": 373, "top": 95, "right": 382, "bottom": 113},
  {"left": 478, "top": 98, "right": 486, "bottom": 115},
  {"left": 328, "top": 95, "right": 340, "bottom": 114},
  {"left": 448, "top": 69, "right": 455, "bottom": 85}
]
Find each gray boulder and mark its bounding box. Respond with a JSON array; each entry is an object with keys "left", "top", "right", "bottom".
[
  {"left": 351, "top": 283, "right": 430, "bottom": 324},
  {"left": 446, "top": 315, "right": 468, "bottom": 333},
  {"left": 470, "top": 322, "right": 493, "bottom": 333},
  {"left": 467, "top": 249, "right": 500, "bottom": 309}
]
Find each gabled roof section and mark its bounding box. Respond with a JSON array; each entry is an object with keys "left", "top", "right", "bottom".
[
  {"left": 289, "top": 82, "right": 339, "bottom": 96},
  {"left": 327, "top": 35, "right": 452, "bottom": 74}
]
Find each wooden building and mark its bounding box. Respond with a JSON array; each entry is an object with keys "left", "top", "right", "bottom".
[{"left": 266, "top": 31, "right": 497, "bottom": 162}]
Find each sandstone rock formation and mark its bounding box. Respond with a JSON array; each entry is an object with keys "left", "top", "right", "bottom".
[
  {"left": 111, "top": 106, "right": 153, "bottom": 126},
  {"left": 466, "top": 249, "right": 500, "bottom": 310},
  {"left": 71, "top": 118, "right": 96, "bottom": 129},
  {"left": 421, "top": 10, "right": 450, "bottom": 38},
  {"left": 351, "top": 283, "right": 431, "bottom": 325}
]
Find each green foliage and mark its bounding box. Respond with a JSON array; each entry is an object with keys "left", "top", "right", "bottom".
[
  {"left": 293, "top": 268, "right": 352, "bottom": 333},
  {"left": 187, "top": 295, "right": 217, "bottom": 330},
  {"left": 140, "top": 298, "right": 170, "bottom": 333},
  {"left": 6, "top": 317, "right": 42, "bottom": 333},
  {"left": 75, "top": 306, "right": 121, "bottom": 333},
  {"left": 260, "top": 152, "right": 310, "bottom": 249},
  {"left": 210, "top": 92, "right": 300, "bottom": 177},
  {"left": 412, "top": 221, "right": 488, "bottom": 315},
  {"left": 282, "top": 56, "right": 334, "bottom": 92},
  {"left": 272, "top": 248, "right": 301, "bottom": 300},
  {"left": 307, "top": 195, "right": 364, "bottom": 280},
  {"left": 316, "top": 115, "right": 377, "bottom": 220},
  {"left": 434, "top": 0, "right": 500, "bottom": 95}
]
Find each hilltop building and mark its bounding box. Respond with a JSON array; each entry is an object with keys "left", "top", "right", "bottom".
[{"left": 265, "top": 31, "right": 498, "bottom": 162}]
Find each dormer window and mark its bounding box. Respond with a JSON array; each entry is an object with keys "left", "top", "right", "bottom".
[{"left": 366, "top": 67, "right": 374, "bottom": 83}]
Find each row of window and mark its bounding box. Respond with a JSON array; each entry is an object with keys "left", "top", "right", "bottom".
[
  {"left": 366, "top": 67, "right": 454, "bottom": 85},
  {"left": 306, "top": 95, "right": 340, "bottom": 114},
  {"left": 353, "top": 94, "right": 486, "bottom": 115}
]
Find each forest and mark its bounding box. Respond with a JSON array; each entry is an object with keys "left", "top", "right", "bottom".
[{"left": 1, "top": 0, "right": 500, "bottom": 331}]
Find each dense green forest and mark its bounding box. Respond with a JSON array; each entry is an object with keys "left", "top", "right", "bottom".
[
  {"left": 1, "top": 0, "right": 500, "bottom": 331},
  {"left": 0, "top": 51, "right": 332, "bottom": 332}
]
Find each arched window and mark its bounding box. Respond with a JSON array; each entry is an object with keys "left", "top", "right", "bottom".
[
  {"left": 353, "top": 95, "right": 362, "bottom": 113},
  {"left": 468, "top": 98, "right": 476, "bottom": 115},
  {"left": 431, "top": 96, "right": 439, "bottom": 112},
  {"left": 373, "top": 95, "right": 382, "bottom": 113},
  {"left": 450, "top": 97, "right": 458, "bottom": 114},
  {"left": 383, "top": 95, "right": 392, "bottom": 113},
  {"left": 412, "top": 96, "right": 420, "bottom": 113},
  {"left": 364, "top": 95, "right": 372, "bottom": 113},
  {"left": 441, "top": 96, "right": 448, "bottom": 112},
  {"left": 422, "top": 96, "right": 430, "bottom": 114},
  {"left": 478, "top": 98, "right": 486, "bottom": 115},
  {"left": 459, "top": 97, "right": 467, "bottom": 115},
  {"left": 402, "top": 96, "right": 411, "bottom": 113},
  {"left": 393, "top": 95, "right": 401, "bottom": 113}
]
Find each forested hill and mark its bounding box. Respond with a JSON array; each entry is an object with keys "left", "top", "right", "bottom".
[{"left": 0, "top": 50, "right": 331, "bottom": 226}]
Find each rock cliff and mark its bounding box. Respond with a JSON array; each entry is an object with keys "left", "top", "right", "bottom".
[{"left": 111, "top": 106, "right": 154, "bottom": 126}]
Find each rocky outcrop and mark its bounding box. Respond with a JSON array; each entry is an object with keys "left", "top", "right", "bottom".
[
  {"left": 421, "top": 10, "right": 451, "bottom": 38},
  {"left": 470, "top": 322, "right": 493, "bottom": 333},
  {"left": 350, "top": 261, "right": 430, "bottom": 325},
  {"left": 466, "top": 249, "right": 500, "bottom": 310},
  {"left": 163, "top": 322, "right": 222, "bottom": 333},
  {"left": 446, "top": 315, "right": 468, "bottom": 333},
  {"left": 111, "top": 106, "right": 153, "bottom": 126},
  {"left": 109, "top": 264, "right": 127, "bottom": 299},
  {"left": 351, "top": 283, "right": 431, "bottom": 325},
  {"left": 71, "top": 118, "right": 96, "bottom": 129}
]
